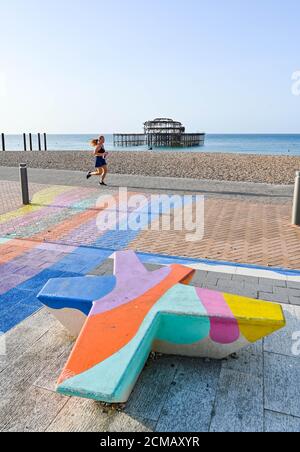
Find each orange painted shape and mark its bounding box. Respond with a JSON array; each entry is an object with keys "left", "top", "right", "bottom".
[
  {"left": 0, "top": 208, "right": 100, "bottom": 265},
  {"left": 0, "top": 194, "right": 122, "bottom": 265}
]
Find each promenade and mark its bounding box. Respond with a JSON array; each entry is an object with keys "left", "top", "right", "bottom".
[{"left": 1, "top": 167, "right": 300, "bottom": 432}]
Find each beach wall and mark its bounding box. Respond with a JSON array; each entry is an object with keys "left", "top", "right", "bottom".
[{"left": 0, "top": 151, "right": 300, "bottom": 185}]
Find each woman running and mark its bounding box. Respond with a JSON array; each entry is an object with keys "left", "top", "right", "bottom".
[{"left": 86, "top": 136, "right": 108, "bottom": 186}]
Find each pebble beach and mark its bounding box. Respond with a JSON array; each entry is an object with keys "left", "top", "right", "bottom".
[{"left": 0, "top": 150, "right": 300, "bottom": 185}]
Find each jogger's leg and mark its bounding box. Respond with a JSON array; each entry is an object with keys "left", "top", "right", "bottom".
[
  {"left": 101, "top": 166, "right": 108, "bottom": 183},
  {"left": 90, "top": 169, "right": 102, "bottom": 176}
]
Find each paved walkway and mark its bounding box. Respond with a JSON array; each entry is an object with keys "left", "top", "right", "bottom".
[
  {"left": 1, "top": 167, "right": 300, "bottom": 432},
  {"left": 1, "top": 168, "right": 299, "bottom": 269},
  {"left": 1, "top": 258, "right": 300, "bottom": 432},
  {"left": 0, "top": 166, "right": 294, "bottom": 201}
]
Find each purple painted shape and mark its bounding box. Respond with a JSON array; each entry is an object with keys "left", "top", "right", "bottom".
[
  {"left": 0, "top": 198, "right": 141, "bottom": 296},
  {"left": 58, "top": 216, "right": 99, "bottom": 245},
  {"left": 114, "top": 250, "right": 148, "bottom": 282},
  {"left": 38, "top": 243, "right": 75, "bottom": 253},
  {"left": 58, "top": 194, "right": 149, "bottom": 246},
  {"left": 0, "top": 248, "right": 65, "bottom": 295},
  {"left": 91, "top": 264, "right": 171, "bottom": 316},
  {"left": 196, "top": 288, "right": 240, "bottom": 345}
]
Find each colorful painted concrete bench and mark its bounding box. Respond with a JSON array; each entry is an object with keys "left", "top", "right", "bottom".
[{"left": 38, "top": 251, "right": 286, "bottom": 403}]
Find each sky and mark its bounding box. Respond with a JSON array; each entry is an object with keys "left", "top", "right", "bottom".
[{"left": 0, "top": 0, "right": 300, "bottom": 134}]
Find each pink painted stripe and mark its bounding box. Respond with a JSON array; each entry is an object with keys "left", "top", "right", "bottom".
[
  {"left": 0, "top": 188, "right": 96, "bottom": 233},
  {"left": 196, "top": 288, "right": 240, "bottom": 344},
  {"left": 0, "top": 193, "right": 133, "bottom": 295}
]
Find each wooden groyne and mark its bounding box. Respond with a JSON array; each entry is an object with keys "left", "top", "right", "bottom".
[{"left": 0, "top": 133, "right": 48, "bottom": 151}]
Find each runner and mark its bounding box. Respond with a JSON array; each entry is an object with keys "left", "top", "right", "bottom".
[{"left": 86, "top": 136, "right": 108, "bottom": 186}]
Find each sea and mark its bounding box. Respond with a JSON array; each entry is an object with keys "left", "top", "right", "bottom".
[{"left": 2, "top": 134, "right": 300, "bottom": 156}]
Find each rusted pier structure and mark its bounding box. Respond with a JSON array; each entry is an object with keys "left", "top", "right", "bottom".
[
  {"left": 114, "top": 118, "right": 205, "bottom": 148},
  {"left": 113, "top": 134, "right": 146, "bottom": 147}
]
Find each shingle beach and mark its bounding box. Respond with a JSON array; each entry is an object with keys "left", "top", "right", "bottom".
[{"left": 0, "top": 150, "right": 299, "bottom": 185}]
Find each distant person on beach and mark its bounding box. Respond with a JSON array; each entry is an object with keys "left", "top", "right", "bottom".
[{"left": 86, "top": 136, "right": 108, "bottom": 186}]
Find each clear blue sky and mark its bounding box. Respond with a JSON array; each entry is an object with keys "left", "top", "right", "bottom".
[{"left": 0, "top": 0, "right": 300, "bottom": 134}]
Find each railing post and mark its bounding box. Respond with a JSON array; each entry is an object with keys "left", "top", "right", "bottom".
[
  {"left": 29, "top": 133, "right": 33, "bottom": 151},
  {"left": 23, "top": 133, "right": 27, "bottom": 151},
  {"left": 38, "top": 133, "right": 41, "bottom": 151},
  {"left": 292, "top": 171, "right": 300, "bottom": 226},
  {"left": 19, "top": 163, "right": 30, "bottom": 205},
  {"left": 43, "top": 133, "right": 47, "bottom": 151},
  {"left": 1, "top": 133, "right": 5, "bottom": 151}
]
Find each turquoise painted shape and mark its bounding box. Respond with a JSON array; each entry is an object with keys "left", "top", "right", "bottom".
[
  {"left": 37, "top": 275, "right": 116, "bottom": 316},
  {"left": 57, "top": 284, "right": 210, "bottom": 402},
  {"left": 0, "top": 238, "right": 11, "bottom": 244}
]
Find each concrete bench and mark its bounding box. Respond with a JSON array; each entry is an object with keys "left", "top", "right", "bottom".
[
  {"left": 37, "top": 275, "right": 116, "bottom": 337},
  {"left": 38, "top": 251, "right": 286, "bottom": 403}
]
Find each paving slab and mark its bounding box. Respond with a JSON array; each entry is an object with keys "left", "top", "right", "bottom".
[
  {"left": 125, "top": 356, "right": 179, "bottom": 423},
  {"left": 0, "top": 309, "right": 57, "bottom": 373},
  {"left": 222, "top": 341, "right": 263, "bottom": 378},
  {"left": 289, "top": 296, "right": 300, "bottom": 306},
  {"left": 46, "top": 397, "right": 114, "bottom": 432},
  {"left": 0, "top": 386, "right": 68, "bottom": 432},
  {"left": 209, "top": 369, "right": 264, "bottom": 432},
  {"left": 107, "top": 413, "right": 155, "bottom": 433},
  {"left": 264, "top": 410, "right": 300, "bottom": 432},
  {"left": 264, "top": 352, "right": 300, "bottom": 418},
  {"left": 156, "top": 358, "right": 221, "bottom": 432},
  {"left": 156, "top": 387, "right": 213, "bottom": 433},
  {"left": 258, "top": 292, "right": 289, "bottom": 304},
  {"left": 264, "top": 305, "right": 300, "bottom": 357}
]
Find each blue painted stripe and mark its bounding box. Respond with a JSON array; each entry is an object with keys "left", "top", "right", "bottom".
[
  {"left": 134, "top": 251, "right": 300, "bottom": 276},
  {"left": 0, "top": 248, "right": 112, "bottom": 333}
]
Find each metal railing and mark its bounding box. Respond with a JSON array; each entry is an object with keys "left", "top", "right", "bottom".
[{"left": 1, "top": 133, "right": 47, "bottom": 151}]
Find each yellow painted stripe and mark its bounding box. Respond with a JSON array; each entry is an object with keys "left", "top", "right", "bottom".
[
  {"left": 224, "top": 294, "right": 286, "bottom": 343},
  {"left": 0, "top": 185, "right": 72, "bottom": 224}
]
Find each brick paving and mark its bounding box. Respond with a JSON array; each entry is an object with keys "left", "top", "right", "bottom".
[
  {"left": 0, "top": 180, "right": 51, "bottom": 215},
  {"left": 129, "top": 197, "right": 300, "bottom": 270},
  {"left": 1, "top": 180, "right": 300, "bottom": 269}
]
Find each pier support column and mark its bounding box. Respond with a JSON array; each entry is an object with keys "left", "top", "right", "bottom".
[{"left": 292, "top": 171, "right": 300, "bottom": 226}]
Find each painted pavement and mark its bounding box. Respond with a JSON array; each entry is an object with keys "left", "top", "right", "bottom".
[{"left": 0, "top": 184, "right": 300, "bottom": 335}]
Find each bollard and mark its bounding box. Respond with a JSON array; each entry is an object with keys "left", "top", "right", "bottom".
[
  {"left": 38, "top": 133, "right": 42, "bottom": 151},
  {"left": 19, "top": 163, "right": 30, "bottom": 205},
  {"left": 292, "top": 171, "right": 300, "bottom": 226}
]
